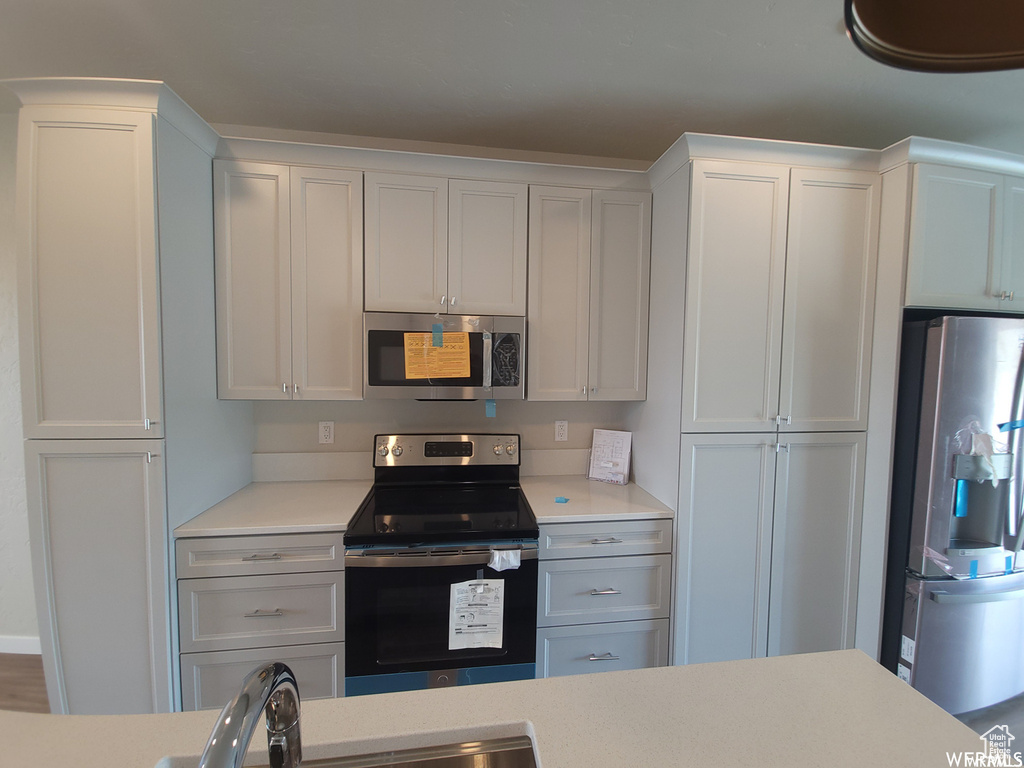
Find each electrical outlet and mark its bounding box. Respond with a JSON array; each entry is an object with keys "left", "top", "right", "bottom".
[
  {"left": 319, "top": 421, "right": 334, "bottom": 445},
  {"left": 555, "top": 420, "right": 568, "bottom": 442}
]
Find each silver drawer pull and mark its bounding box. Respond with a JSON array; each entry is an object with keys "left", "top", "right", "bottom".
[
  {"left": 589, "top": 588, "right": 622, "bottom": 596},
  {"left": 588, "top": 652, "right": 621, "bottom": 661},
  {"left": 590, "top": 537, "right": 624, "bottom": 545},
  {"left": 244, "top": 609, "right": 284, "bottom": 618},
  {"left": 241, "top": 553, "right": 283, "bottom": 561}
]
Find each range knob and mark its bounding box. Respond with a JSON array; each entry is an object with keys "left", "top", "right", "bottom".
[
  {"left": 392, "top": 445, "right": 404, "bottom": 457},
  {"left": 493, "top": 444, "right": 503, "bottom": 456},
  {"left": 377, "top": 444, "right": 389, "bottom": 457},
  {"left": 505, "top": 443, "right": 516, "bottom": 456},
  {"left": 377, "top": 521, "right": 389, "bottom": 533}
]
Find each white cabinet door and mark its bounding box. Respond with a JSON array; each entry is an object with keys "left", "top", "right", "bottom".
[
  {"left": 527, "top": 186, "right": 592, "bottom": 401},
  {"left": 290, "top": 167, "right": 364, "bottom": 400},
  {"left": 674, "top": 433, "right": 775, "bottom": 665},
  {"left": 681, "top": 160, "right": 789, "bottom": 431},
  {"left": 214, "top": 159, "right": 292, "bottom": 399},
  {"left": 527, "top": 186, "right": 652, "bottom": 402},
  {"left": 768, "top": 432, "right": 865, "bottom": 657},
  {"left": 24, "top": 440, "right": 169, "bottom": 714},
  {"left": 448, "top": 179, "right": 527, "bottom": 316},
  {"left": 1002, "top": 175, "right": 1024, "bottom": 308},
  {"left": 779, "top": 168, "right": 880, "bottom": 432},
  {"left": 16, "top": 107, "right": 163, "bottom": 438},
  {"left": 364, "top": 172, "right": 448, "bottom": 313},
  {"left": 905, "top": 164, "right": 1002, "bottom": 310},
  {"left": 588, "top": 190, "right": 652, "bottom": 401}
]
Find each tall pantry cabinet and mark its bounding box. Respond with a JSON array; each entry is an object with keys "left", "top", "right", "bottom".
[
  {"left": 652, "top": 144, "right": 880, "bottom": 666},
  {"left": 9, "top": 79, "right": 253, "bottom": 714}
]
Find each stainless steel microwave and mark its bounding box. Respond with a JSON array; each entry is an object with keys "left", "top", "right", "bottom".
[{"left": 363, "top": 312, "right": 525, "bottom": 400}]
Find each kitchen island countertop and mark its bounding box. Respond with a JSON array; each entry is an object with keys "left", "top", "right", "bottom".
[{"left": 9, "top": 650, "right": 980, "bottom": 768}]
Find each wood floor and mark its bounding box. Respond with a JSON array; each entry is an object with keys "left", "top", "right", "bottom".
[{"left": 0, "top": 653, "right": 49, "bottom": 713}]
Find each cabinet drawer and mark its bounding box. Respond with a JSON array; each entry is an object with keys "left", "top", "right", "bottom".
[
  {"left": 179, "top": 572, "right": 344, "bottom": 653},
  {"left": 537, "top": 619, "right": 669, "bottom": 678},
  {"left": 175, "top": 533, "right": 345, "bottom": 578},
  {"left": 539, "top": 519, "right": 671, "bottom": 559},
  {"left": 538, "top": 554, "right": 671, "bottom": 627},
  {"left": 180, "top": 642, "right": 344, "bottom": 711}
]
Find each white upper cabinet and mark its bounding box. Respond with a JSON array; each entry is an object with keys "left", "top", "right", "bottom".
[
  {"left": 681, "top": 160, "right": 879, "bottom": 432},
  {"left": 681, "top": 160, "right": 789, "bottom": 431},
  {"left": 905, "top": 163, "right": 1024, "bottom": 312},
  {"left": 448, "top": 179, "right": 528, "bottom": 316},
  {"left": 588, "top": 191, "right": 652, "bottom": 400},
  {"left": 364, "top": 173, "right": 527, "bottom": 315},
  {"left": 779, "top": 168, "right": 880, "bottom": 432},
  {"left": 528, "top": 187, "right": 651, "bottom": 401},
  {"left": 215, "top": 160, "right": 363, "bottom": 400},
  {"left": 905, "top": 164, "right": 1003, "bottom": 310},
  {"left": 364, "top": 172, "right": 448, "bottom": 313},
  {"left": 16, "top": 107, "right": 164, "bottom": 439}
]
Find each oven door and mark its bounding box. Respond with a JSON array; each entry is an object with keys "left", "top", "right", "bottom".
[{"left": 344, "top": 545, "right": 538, "bottom": 696}]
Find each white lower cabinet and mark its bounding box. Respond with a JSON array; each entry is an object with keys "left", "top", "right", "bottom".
[
  {"left": 180, "top": 643, "right": 344, "bottom": 711},
  {"left": 674, "top": 432, "right": 865, "bottom": 665},
  {"left": 174, "top": 533, "right": 345, "bottom": 710},
  {"left": 536, "top": 519, "right": 672, "bottom": 678},
  {"left": 537, "top": 620, "right": 669, "bottom": 678}
]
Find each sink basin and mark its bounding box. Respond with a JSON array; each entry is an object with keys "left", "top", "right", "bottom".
[{"left": 298, "top": 736, "right": 537, "bottom": 767}]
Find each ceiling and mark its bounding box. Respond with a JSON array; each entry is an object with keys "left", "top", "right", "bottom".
[{"left": 1, "top": 0, "right": 1023, "bottom": 165}]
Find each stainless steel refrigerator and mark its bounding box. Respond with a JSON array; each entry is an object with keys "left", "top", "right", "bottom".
[{"left": 882, "top": 315, "right": 1024, "bottom": 715}]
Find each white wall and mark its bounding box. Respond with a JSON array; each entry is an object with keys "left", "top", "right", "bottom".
[{"left": 0, "top": 101, "right": 40, "bottom": 652}]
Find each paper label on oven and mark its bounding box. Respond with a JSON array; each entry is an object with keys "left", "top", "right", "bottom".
[
  {"left": 404, "top": 332, "right": 470, "bottom": 379},
  {"left": 449, "top": 578, "right": 504, "bottom": 650}
]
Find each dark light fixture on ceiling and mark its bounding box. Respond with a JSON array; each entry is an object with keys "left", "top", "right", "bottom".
[{"left": 845, "top": 0, "right": 1024, "bottom": 72}]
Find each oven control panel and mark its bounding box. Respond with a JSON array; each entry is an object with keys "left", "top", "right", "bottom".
[{"left": 374, "top": 433, "right": 519, "bottom": 467}]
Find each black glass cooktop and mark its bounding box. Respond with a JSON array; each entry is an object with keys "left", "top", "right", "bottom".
[{"left": 344, "top": 482, "right": 538, "bottom": 546}]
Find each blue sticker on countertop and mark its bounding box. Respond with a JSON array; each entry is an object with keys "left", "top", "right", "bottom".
[
  {"left": 485, "top": 399, "right": 496, "bottom": 417},
  {"left": 432, "top": 323, "right": 443, "bottom": 347},
  {"left": 554, "top": 497, "right": 569, "bottom": 504}
]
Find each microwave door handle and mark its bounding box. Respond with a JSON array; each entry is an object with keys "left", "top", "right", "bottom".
[{"left": 483, "top": 332, "right": 492, "bottom": 389}]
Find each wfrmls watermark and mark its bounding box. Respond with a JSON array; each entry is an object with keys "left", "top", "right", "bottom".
[{"left": 947, "top": 725, "right": 1022, "bottom": 767}]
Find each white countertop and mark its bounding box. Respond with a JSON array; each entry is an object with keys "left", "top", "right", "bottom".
[
  {"left": 173, "top": 480, "right": 371, "bottom": 537},
  {"left": 174, "top": 475, "right": 671, "bottom": 538},
  {"left": 9, "top": 650, "right": 979, "bottom": 768},
  {"left": 521, "top": 475, "right": 672, "bottom": 523}
]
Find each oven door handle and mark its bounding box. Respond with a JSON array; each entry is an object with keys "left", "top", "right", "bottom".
[{"left": 345, "top": 545, "right": 538, "bottom": 568}]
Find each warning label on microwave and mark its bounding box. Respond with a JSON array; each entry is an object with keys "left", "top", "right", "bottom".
[
  {"left": 404, "top": 332, "right": 470, "bottom": 379},
  {"left": 449, "top": 578, "right": 504, "bottom": 650}
]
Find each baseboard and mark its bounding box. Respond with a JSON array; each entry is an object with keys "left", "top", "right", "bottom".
[{"left": 0, "top": 635, "right": 42, "bottom": 654}]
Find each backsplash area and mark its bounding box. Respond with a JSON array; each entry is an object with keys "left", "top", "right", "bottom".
[{"left": 253, "top": 399, "right": 632, "bottom": 454}]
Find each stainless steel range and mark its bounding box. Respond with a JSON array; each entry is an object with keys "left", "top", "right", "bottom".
[{"left": 344, "top": 433, "right": 539, "bottom": 696}]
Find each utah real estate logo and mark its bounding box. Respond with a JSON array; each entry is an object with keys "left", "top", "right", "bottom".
[{"left": 947, "top": 725, "right": 1022, "bottom": 767}]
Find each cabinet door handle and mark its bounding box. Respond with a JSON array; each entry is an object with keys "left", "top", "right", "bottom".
[
  {"left": 241, "top": 553, "right": 283, "bottom": 562},
  {"left": 590, "top": 537, "right": 624, "bottom": 545},
  {"left": 144, "top": 419, "right": 159, "bottom": 430},
  {"left": 589, "top": 588, "right": 622, "bottom": 596},
  {"left": 293, "top": 384, "right": 300, "bottom": 395},
  {"left": 244, "top": 608, "right": 284, "bottom": 618},
  {"left": 588, "top": 652, "right": 621, "bottom": 661},
  {"left": 450, "top": 296, "right": 457, "bottom": 307},
  {"left": 282, "top": 383, "right": 288, "bottom": 394},
  {"left": 440, "top": 295, "right": 447, "bottom": 306},
  {"left": 1002, "top": 291, "right": 1016, "bottom": 301}
]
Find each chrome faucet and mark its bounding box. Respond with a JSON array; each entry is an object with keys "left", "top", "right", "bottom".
[{"left": 198, "top": 661, "right": 302, "bottom": 768}]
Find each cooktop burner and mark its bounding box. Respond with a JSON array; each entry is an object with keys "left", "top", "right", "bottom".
[{"left": 343, "top": 434, "right": 539, "bottom": 547}]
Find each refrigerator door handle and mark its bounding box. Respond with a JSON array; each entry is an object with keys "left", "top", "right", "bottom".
[
  {"left": 931, "top": 587, "right": 1024, "bottom": 605},
  {"left": 1009, "top": 350, "right": 1024, "bottom": 544}
]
